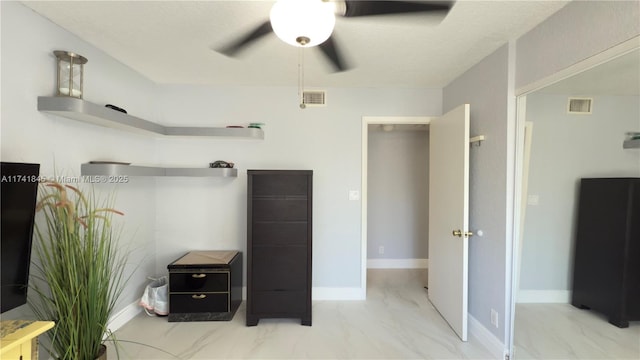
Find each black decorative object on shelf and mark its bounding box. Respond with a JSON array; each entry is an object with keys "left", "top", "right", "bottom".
[
  {"left": 105, "top": 104, "right": 127, "bottom": 114},
  {"left": 210, "top": 161, "right": 234, "bottom": 168},
  {"left": 246, "top": 170, "right": 313, "bottom": 326}
]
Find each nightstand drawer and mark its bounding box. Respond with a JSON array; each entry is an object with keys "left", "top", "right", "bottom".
[
  {"left": 169, "top": 272, "right": 228, "bottom": 293},
  {"left": 169, "top": 293, "right": 228, "bottom": 313}
]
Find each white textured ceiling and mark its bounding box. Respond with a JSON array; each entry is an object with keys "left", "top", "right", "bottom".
[{"left": 22, "top": 0, "right": 570, "bottom": 88}]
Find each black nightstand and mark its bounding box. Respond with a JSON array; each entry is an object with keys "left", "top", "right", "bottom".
[{"left": 167, "top": 250, "right": 242, "bottom": 322}]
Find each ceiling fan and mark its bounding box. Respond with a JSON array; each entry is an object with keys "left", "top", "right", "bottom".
[{"left": 215, "top": 0, "right": 454, "bottom": 72}]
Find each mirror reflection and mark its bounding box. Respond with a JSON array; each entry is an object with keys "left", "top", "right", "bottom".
[{"left": 513, "top": 49, "right": 640, "bottom": 359}]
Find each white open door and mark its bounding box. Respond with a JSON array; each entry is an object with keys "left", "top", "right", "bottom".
[{"left": 428, "top": 104, "right": 470, "bottom": 341}]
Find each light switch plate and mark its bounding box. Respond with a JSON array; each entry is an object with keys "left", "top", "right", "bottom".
[{"left": 349, "top": 190, "right": 360, "bottom": 201}]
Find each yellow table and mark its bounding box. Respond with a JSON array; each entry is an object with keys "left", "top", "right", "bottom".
[{"left": 0, "top": 320, "right": 54, "bottom": 360}]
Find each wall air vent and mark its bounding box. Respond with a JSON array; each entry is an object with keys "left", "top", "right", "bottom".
[
  {"left": 302, "top": 90, "right": 326, "bottom": 107},
  {"left": 567, "top": 97, "right": 593, "bottom": 114}
]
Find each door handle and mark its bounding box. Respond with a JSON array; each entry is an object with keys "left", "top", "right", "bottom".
[{"left": 452, "top": 230, "right": 473, "bottom": 238}]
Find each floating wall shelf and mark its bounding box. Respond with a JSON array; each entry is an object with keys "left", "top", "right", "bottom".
[
  {"left": 38, "top": 96, "right": 264, "bottom": 139},
  {"left": 623, "top": 139, "right": 640, "bottom": 149},
  {"left": 81, "top": 163, "right": 238, "bottom": 178}
]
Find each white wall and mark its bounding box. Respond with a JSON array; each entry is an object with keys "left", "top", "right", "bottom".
[
  {"left": 519, "top": 93, "right": 640, "bottom": 298},
  {"left": 367, "top": 128, "right": 429, "bottom": 260},
  {"left": 1, "top": 2, "right": 157, "bottom": 319},
  {"left": 151, "top": 85, "right": 442, "bottom": 292}
]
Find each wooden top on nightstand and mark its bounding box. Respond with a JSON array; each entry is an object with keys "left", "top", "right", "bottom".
[{"left": 170, "top": 251, "right": 238, "bottom": 266}]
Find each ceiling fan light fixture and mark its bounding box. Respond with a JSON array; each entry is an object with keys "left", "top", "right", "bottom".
[{"left": 270, "top": 0, "right": 336, "bottom": 47}]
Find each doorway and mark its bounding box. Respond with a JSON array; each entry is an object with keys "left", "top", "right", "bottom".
[
  {"left": 362, "top": 106, "right": 472, "bottom": 342},
  {"left": 360, "top": 116, "right": 432, "bottom": 296},
  {"left": 367, "top": 123, "right": 430, "bottom": 270}
]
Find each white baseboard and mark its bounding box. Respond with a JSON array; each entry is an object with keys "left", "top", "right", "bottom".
[
  {"left": 107, "top": 300, "right": 142, "bottom": 333},
  {"left": 367, "top": 258, "right": 429, "bottom": 269},
  {"left": 468, "top": 314, "right": 505, "bottom": 360},
  {"left": 517, "top": 290, "right": 570, "bottom": 303}
]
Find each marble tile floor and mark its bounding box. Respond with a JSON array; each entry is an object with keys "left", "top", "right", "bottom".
[
  {"left": 513, "top": 303, "right": 640, "bottom": 359},
  {"left": 107, "top": 269, "right": 495, "bottom": 359}
]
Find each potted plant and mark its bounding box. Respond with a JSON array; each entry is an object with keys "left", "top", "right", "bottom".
[{"left": 29, "top": 181, "right": 129, "bottom": 360}]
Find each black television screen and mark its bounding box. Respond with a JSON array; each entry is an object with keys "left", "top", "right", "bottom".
[{"left": 1, "top": 162, "right": 40, "bottom": 313}]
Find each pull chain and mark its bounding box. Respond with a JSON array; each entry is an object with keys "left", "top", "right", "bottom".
[{"left": 298, "top": 47, "right": 306, "bottom": 109}]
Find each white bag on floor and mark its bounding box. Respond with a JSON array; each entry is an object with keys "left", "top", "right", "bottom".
[{"left": 140, "top": 276, "right": 169, "bottom": 316}]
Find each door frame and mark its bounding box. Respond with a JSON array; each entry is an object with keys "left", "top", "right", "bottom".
[
  {"left": 360, "top": 116, "right": 433, "bottom": 297},
  {"left": 507, "top": 36, "right": 640, "bottom": 356},
  {"left": 514, "top": 120, "right": 533, "bottom": 295}
]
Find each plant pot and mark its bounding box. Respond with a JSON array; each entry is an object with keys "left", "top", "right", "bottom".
[{"left": 95, "top": 344, "right": 107, "bottom": 360}]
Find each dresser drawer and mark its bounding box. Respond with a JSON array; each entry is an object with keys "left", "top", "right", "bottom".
[
  {"left": 252, "top": 199, "right": 308, "bottom": 221},
  {"left": 169, "top": 272, "right": 228, "bottom": 293},
  {"left": 252, "top": 222, "right": 308, "bottom": 246},
  {"left": 252, "top": 290, "right": 307, "bottom": 314},
  {"left": 170, "top": 293, "right": 228, "bottom": 313},
  {"left": 252, "top": 174, "right": 308, "bottom": 196},
  {"left": 252, "top": 247, "right": 307, "bottom": 290}
]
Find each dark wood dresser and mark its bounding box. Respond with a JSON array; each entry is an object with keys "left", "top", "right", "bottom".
[
  {"left": 167, "top": 250, "right": 242, "bottom": 322},
  {"left": 571, "top": 178, "right": 640, "bottom": 328},
  {"left": 246, "top": 170, "right": 313, "bottom": 326}
]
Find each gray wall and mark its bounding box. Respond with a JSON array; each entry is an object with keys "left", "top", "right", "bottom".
[
  {"left": 443, "top": 44, "right": 511, "bottom": 341},
  {"left": 520, "top": 93, "right": 640, "bottom": 293},
  {"left": 367, "top": 129, "right": 429, "bottom": 260}
]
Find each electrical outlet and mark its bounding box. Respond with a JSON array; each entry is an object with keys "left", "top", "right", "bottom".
[
  {"left": 378, "top": 246, "right": 384, "bottom": 255},
  {"left": 491, "top": 309, "right": 499, "bottom": 328}
]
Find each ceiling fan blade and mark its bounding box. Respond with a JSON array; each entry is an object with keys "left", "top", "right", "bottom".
[
  {"left": 318, "top": 36, "right": 349, "bottom": 72},
  {"left": 342, "top": 0, "right": 453, "bottom": 17},
  {"left": 216, "top": 20, "right": 273, "bottom": 57}
]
